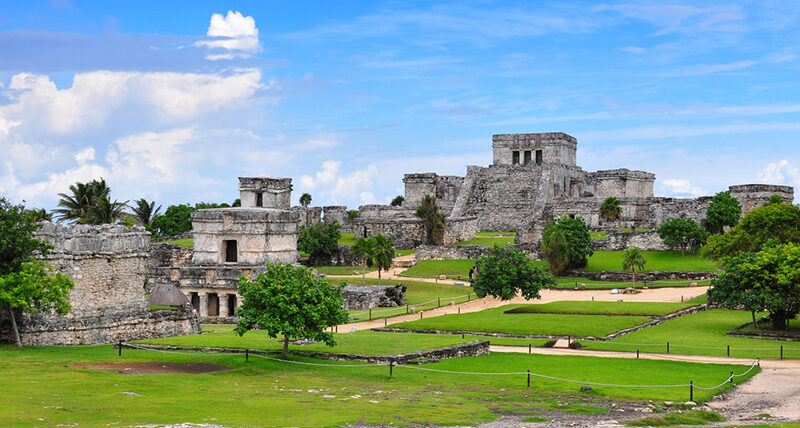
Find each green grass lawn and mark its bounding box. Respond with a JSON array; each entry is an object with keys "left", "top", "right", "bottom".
[
  {"left": 583, "top": 251, "right": 720, "bottom": 272},
  {"left": 314, "top": 265, "right": 376, "bottom": 275},
  {"left": 392, "top": 305, "right": 652, "bottom": 337},
  {"left": 395, "top": 248, "right": 416, "bottom": 256},
  {"left": 338, "top": 232, "right": 356, "bottom": 246},
  {"left": 555, "top": 277, "right": 713, "bottom": 289},
  {"left": 503, "top": 301, "right": 701, "bottom": 317},
  {"left": 590, "top": 231, "right": 606, "bottom": 240},
  {"left": 400, "top": 259, "right": 478, "bottom": 281},
  {"left": 585, "top": 309, "right": 800, "bottom": 359},
  {"left": 453, "top": 231, "right": 516, "bottom": 246},
  {"left": 0, "top": 344, "right": 753, "bottom": 427},
  {"left": 329, "top": 278, "right": 474, "bottom": 322},
  {"left": 158, "top": 237, "right": 193, "bottom": 247}
]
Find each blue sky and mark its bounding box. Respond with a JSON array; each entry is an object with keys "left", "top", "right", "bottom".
[{"left": 1, "top": 0, "right": 799, "bottom": 210}]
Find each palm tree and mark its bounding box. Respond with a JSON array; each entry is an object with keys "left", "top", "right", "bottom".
[
  {"left": 390, "top": 195, "right": 405, "bottom": 207},
  {"left": 352, "top": 237, "right": 374, "bottom": 286},
  {"left": 53, "top": 178, "right": 112, "bottom": 224},
  {"left": 87, "top": 195, "right": 128, "bottom": 225},
  {"left": 299, "top": 193, "right": 312, "bottom": 208},
  {"left": 25, "top": 208, "right": 52, "bottom": 222},
  {"left": 131, "top": 198, "right": 162, "bottom": 226},
  {"left": 621, "top": 247, "right": 647, "bottom": 289},
  {"left": 415, "top": 195, "right": 445, "bottom": 244},
  {"left": 371, "top": 234, "right": 395, "bottom": 285},
  {"left": 600, "top": 197, "right": 622, "bottom": 223}
]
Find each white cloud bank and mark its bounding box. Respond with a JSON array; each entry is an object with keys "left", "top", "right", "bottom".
[
  {"left": 661, "top": 178, "right": 704, "bottom": 197},
  {"left": 759, "top": 159, "right": 800, "bottom": 189}
]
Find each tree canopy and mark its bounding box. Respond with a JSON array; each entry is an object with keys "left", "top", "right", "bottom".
[
  {"left": 540, "top": 228, "right": 569, "bottom": 275},
  {"left": 415, "top": 194, "right": 446, "bottom": 245},
  {"left": 600, "top": 197, "right": 622, "bottom": 221},
  {"left": 703, "top": 201, "right": 800, "bottom": 262},
  {"left": 0, "top": 197, "right": 75, "bottom": 347},
  {"left": 473, "top": 246, "right": 556, "bottom": 301},
  {"left": 299, "top": 193, "right": 312, "bottom": 208},
  {"left": 541, "top": 216, "right": 593, "bottom": 269},
  {"left": 151, "top": 204, "right": 195, "bottom": 238},
  {"left": 235, "top": 263, "right": 349, "bottom": 357},
  {"left": 53, "top": 179, "right": 127, "bottom": 225},
  {"left": 297, "top": 221, "right": 341, "bottom": 265},
  {"left": 621, "top": 247, "right": 647, "bottom": 288},
  {"left": 131, "top": 199, "right": 162, "bottom": 228},
  {"left": 390, "top": 195, "right": 405, "bottom": 207},
  {"left": 705, "top": 191, "right": 741, "bottom": 234},
  {"left": 657, "top": 218, "right": 708, "bottom": 254}
]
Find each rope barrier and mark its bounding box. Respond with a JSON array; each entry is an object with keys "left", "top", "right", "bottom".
[{"left": 121, "top": 343, "right": 758, "bottom": 392}]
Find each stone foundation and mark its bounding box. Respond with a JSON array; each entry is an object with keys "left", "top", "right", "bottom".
[
  {"left": 341, "top": 284, "right": 406, "bottom": 310},
  {"left": 565, "top": 270, "right": 717, "bottom": 282},
  {"left": 591, "top": 230, "right": 669, "bottom": 251}
]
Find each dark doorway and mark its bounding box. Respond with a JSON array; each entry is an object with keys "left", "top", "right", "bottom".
[
  {"left": 190, "top": 292, "right": 199, "bottom": 310},
  {"left": 535, "top": 150, "right": 543, "bottom": 165},
  {"left": 523, "top": 150, "right": 532, "bottom": 165},
  {"left": 208, "top": 293, "right": 219, "bottom": 316},
  {"left": 256, "top": 192, "right": 263, "bottom": 207},
  {"left": 227, "top": 294, "right": 236, "bottom": 317},
  {"left": 512, "top": 150, "right": 520, "bottom": 165},
  {"left": 363, "top": 226, "right": 368, "bottom": 238},
  {"left": 224, "top": 240, "right": 238, "bottom": 263}
]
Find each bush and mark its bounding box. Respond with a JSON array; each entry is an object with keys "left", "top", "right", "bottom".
[
  {"left": 705, "top": 191, "right": 741, "bottom": 234},
  {"left": 657, "top": 218, "right": 708, "bottom": 254},
  {"left": 298, "top": 221, "right": 341, "bottom": 265},
  {"left": 474, "top": 246, "right": 556, "bottom": 301},
  {"left": 541, "top": 216, "right": 593, "bottom": 269}
]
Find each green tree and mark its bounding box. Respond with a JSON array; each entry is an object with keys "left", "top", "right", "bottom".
[
  {"left": 707, "top": 252, "right": 766, "bottom": 329},
  {"left": 540, "top": 228, "right": 569, "bottom": 275},
  {"left": 299, "top": 193, "right": 312, "bottom": 208},
  {"left": 621, "top": 247, "right": 647, "bottom": 289},
  {"left": 415, "top": 194, "right": 446, "bottom": 245},
  {"left": 767, "top": 194, "right": 784, "bottom": 205},
  {"left": 474, "top": 246, "right": 556, "bottom": 301},
  {"left": 657, "top": 218, "right": 709, "bottom": 254},
  {"left": 25, "top": 208, "right": 52, "bottom": 223},
  {"left": 86, "top": 194, "right": 128, "bottom": 225},
  {"left": 0, "top": 197, "right": 75, "bottom": 347},
  {"left": 297, "top": 221, "right": 341, "bottom": 265},
  {"left": 53, "top": 179, "right": 111, "bottom": 224},
  {"left": 541, "top": 216, "right": 593, "bottom": 269},
  {"left": 151, "top": 204, "right": 195, "bottom": 237},
  {"left": 705, "top": 191, "right": 742, "bottom": 234},
  {"left": 737, "top": 243, "right": 800, "bottom": 330},
  {"left": 390, "top": 195, "right": 405, "bottom": 207},
  {"left": 351, "top": 237, "right": 374, "bottom": 285},
  {"left": 235, "top": 263, "right": 349, "bottom": 357},
  {"left": 370, "top": 234, "right": 395, "bottom": 284},
  {"left": 600, "top": 197, "right": 622, "bottom": 222},
  {"left": 347, "top": 210, "right": 359, "bottom": 222},
  {"left": 703, "top": 202, "right": 800, "bottom": 262},
  {"left": 131, "top": 198, "right": 162, "bottom": 227}
]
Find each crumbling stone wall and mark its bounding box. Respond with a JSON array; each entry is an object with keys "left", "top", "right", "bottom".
[
  {"left": 591, "top": 230, "right": 669, "bottom": 251},
  {"left": 442, "top": 216, "right": 479, "bottom": 245},
  {"left": 322, "top": 205, "right": 353, "bottom": 233},
  {"left": 341, "top": 284, "right": 406, "bottom": 310},
  {"left": 0, "top": 223, "right": 200, "bottom": 346},
  {"left": 149, "top": 243, "right": 193, "bottom": 268},
  {"left": 592, "top": 169, "right": 655, "bottom": 199},
  {"left": 730, "top": 184, "right": 794, "bottom": 215},
  {"left": 414, "top": 245, "right": 492, "bottom": 261},
  {"left": 291, "top": 206, "right": 322, "bottom": 228}
]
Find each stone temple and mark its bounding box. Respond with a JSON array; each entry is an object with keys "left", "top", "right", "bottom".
[{"left": 351, "top": 132, "right": 793, "bottom": 249}]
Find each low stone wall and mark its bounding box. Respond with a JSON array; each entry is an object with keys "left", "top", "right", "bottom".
[
  {"left": 565, "top": 270, "right": 717, "bottom": 282},
  {"left": 129, "top": 340, "right": 490, "bottom": 364},
  {"left": 328, "top": 245, "right": 359, "bottom": 266},
  {"left": 341, "top": 284, "right": 406, "bottom": 310},
  {"left": 591, "top": 230, "right": 668, "bottom": 251},
  {"left": 152, "top": 231, "right": 193, "bottom": 242},
  {"left": 1, "top": 305, "right": 200, "bottom": 346},
  {"left": 442, "top": 216, "right": 479, "bottom": 245},
  {"left": 414, "top": 245, "right": 492, "bottom": 261}
]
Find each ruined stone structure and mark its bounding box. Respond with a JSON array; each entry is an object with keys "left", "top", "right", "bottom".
[
  {"left": 148, "top": 177, "right": 300, "bottom": 321},
  {"left": 322, "top": 206, "right": 354, "bottom": 233},
  {"left": 0, "top": 223, "right": 200, "bottom": 346},
  {"left": 352, "top": 204, "right": 478, "bottom": 249},
  {"left": 380, "top": 132, "right": 795, "bottom": 248},
  {"left": 341, "top": 284, "right": 406, "bottom": 311}
]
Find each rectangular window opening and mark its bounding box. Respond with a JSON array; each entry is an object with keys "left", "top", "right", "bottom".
[
  {"left": 524, "top": 150, "right": 532, "bottom": 165},
  {"left": 535, "top": 150, "right": 543, "bottom": 165},
  {"left": 512, "top": 151, "right": 520, "bottom": 165},
  {"left": 224, "top": 240, "right": 238, "bottom": 263},
  {"left": 256, "top": 192, "right": 263, "bottom": 207},
  {"left": 227, "top": 294, "right": 236, "bottom": 317}
]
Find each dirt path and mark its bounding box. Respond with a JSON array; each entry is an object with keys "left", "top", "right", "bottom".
[
  {"left": 338, "top": 286, "right": 709, "bottom": 332},
  {"left": 706, "top": 365, "right": 800, "bottom": 425}
]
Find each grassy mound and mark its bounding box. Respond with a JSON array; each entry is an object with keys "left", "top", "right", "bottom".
[{"left": 503, "top": 301, "right": 701, "bottom": 317}]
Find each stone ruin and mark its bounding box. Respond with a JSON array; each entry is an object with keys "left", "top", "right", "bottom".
[
  {"left": 341, "top": 284, "right": 406, "bottom": 311},
  {"left": 0, "top": 223, "right": 200, "bottom": 346},
  {"left": 358, "top": 132, "right": 794, "bottom": 251}
]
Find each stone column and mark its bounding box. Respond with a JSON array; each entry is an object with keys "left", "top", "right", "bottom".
[
  {"left": 219, "top": 293, "right": 229, "bottom": 317},
  {"left": 198, "top": 293, "right": 208, "bottom": 317}
]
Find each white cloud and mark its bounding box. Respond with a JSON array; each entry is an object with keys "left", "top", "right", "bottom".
[
  {"left": 0, "top": 69, "right": 264, "bottom": 135},
  {"left": 299, "top": 160, "right": 340, "bottom": 190},
  {"left": 195, "top": 11, "right": 261, "bottom": 60},
  {"left": 74, "top": 147, "right": 95, "bottom": 164},
  {"left": 661, "top": 178, "right": 704, "bottom": 197},
  {"left": 759, "top": 159, "right": 800, "bottom": 188}
]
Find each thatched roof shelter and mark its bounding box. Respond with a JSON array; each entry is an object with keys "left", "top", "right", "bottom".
[{"left": 147, "top": 283, "right": 190, "bottom": 307}]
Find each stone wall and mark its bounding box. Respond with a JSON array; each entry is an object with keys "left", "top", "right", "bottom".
[
  {"left": 292, "top": 206, "right": 322, "bottom": 228},
  {"left": 442, "top": 216, "right": 478, "bottom": 245},
  {"left": 414, "top": 245, "right": 493, "bottom": 261},
  {"left": 323, "top": 205, "right": 353, "bottom": 233},
  {"left": 565, "top": 270, "right": 716, "bottom": 282},
  {"left": 0, "top": 222, "right": 200, "bottom": 346},
  {"left": 148, "top": 243, "right": 193, "bottom": 268},
  {"left": 730, "top": 184, "right": 794, "bottom": 215},
  {"left": 592, "top": 169, "right": 655, "bottom": 199},
  {"left": 341, "top": 284, "right": 406, "bottom": 310},
  {"left": 591, "top": 230, "right": 669, "bottom": 251},
  {"left": 354, "top": 206, "right": 477, "bottom": 249},
  {"left": 492, "top": 132, "right": 577, "bottom": 167}
]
